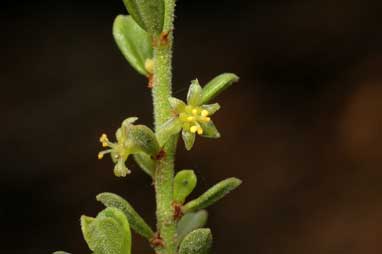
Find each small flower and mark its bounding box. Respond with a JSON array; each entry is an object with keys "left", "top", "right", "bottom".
[
  {"left": 98, "top": 123, "right": 134, "bottom": 177},
  {"left": 98, "top": 117, "right": 160, "bottom": 177},
  {"left": 157, "top": 80, "right": 221, "bottom": 150}
]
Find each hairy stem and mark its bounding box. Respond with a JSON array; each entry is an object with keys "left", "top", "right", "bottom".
[{"left": 152, "top": 1, "right": 177, "bottom": 254}]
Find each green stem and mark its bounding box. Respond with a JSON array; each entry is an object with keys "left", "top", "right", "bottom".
[{"left": 152, "top": 1, "right": 177, "bottom": 254}]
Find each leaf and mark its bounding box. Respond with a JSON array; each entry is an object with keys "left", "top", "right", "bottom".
[
  {"left": 133, "top": 152, "right": 155, "bottom": 177},
  {"left": 127, "top": 125, "right": 160, "bottom": 157},
  {"left": 96, "top": 192, "right": 154, "bottom": 240},
  {"left": 178, "top": 228, "right": 213, "bottom": 254},
  {"left": 177, "top": 210, "right": 208, "bottom": 243},
  {"left": 174, "top": 170, "right": 197, "bottom": 204},
  {"left": 122, "top": 0, "right": 164, "bottom": 34},
  {"left": 182, "top": 178, "right": 241, "bottom": 213},
  {"left": 201, "top": 73, "right": 239, "bottom": 104},
  {"left": 113, "top": 15, "right": 153, "bottom": 76},
  {"left": 81, "top": 207, "right": 131, "bottom": 254}
]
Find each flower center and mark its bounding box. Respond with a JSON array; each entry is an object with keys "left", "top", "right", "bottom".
[{"left": 179, "top": 106, "right": 210, "bottom": 135}]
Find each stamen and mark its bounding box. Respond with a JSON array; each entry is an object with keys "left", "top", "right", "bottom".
[
  {"left": 192, "top": 109, "right": 198, "bottom": 115},
  {"left": 197, "top": 127, "right": 203, "bottom": 135},
  {"left": 99, "top": 133, "right": 109, "bottom": 147},
  {"left": 190, "top": 125, "right": 198, "bottom": 133},
  {"left": 201, "top": 110, "right": 209, "bottom": 117},
  {"left": 187, "top": 116, "right": 195, "bottom": 122},
  {"left": 200, "top": 116, "right": 211, "bottom": 122},
  {"left": 98, "top": 149, "right": 112, "bottom": 160}
]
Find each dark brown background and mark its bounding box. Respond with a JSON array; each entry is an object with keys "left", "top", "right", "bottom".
[{"left": 1, "top": 0, "right": 382, "bottom": 253}]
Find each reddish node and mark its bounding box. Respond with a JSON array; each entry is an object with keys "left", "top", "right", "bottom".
[
  {"left": 172, "top": 202, "right": 184, "bottom": 221},
  {"left": 150, "top": 232, "right": 165, "bottom": 248}
]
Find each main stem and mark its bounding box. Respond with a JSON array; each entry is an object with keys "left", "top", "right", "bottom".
[{"left": 152, "top": 1, "right": 177, "bottom": 254}]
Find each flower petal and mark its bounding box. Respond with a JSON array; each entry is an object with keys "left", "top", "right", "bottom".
[
  {"left": 114, "top": 159, "right": 130, "bottom": 177},
  {"left": 169, "top": 97, "right": 186, "bottom": 113},
  {"left": 156, "top": 117, "right": 182, "bottom": 146},
  {"left": 199, "top": 121, "right": 220, "bottom": 138},
  {"left": 187, "top": 79, "right": 203, "bottom": 106},
  {"left": 182, "top": 129, "right": 196, "bottom": 151}
]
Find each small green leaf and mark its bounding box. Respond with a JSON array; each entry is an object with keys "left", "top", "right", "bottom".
[
  {"left": 182, "top": 178, "right": 242, "bottom": 213},
  {"left": 127, "top": 125, "right": 160, "bottom": 157},
  {"left": 187, "top": 79, "right": 203, "bottom": 106},
  {"left": 53, "top": 251, "right": 71, "bottom": 254},
  {"left": 122, "top": 0, "right": 164, "bottom": 34},
  {"left": 133, "top": 153, "right": 155, "bottom": 177},
  {"left": 96, "top": 192, "right": 155, "bottom": 240},
  {"left": 177, "top": 210, "right": 208, "bottom": 243},
  {"left": 156, "top": 117, "right": 182, "bottom": 146},
  {"left": 113, "top": 15, "right": 153, "bottom": 76},
  {"left": 201, "top": 73, "right": 239, "bottom": 104},
  {"left": 174, "top": 170, "right": 197, "bottom": 204},
  {"left": 81, "top": 207, "right": 131, "bottom": 254},
  {"left": 179, "top": 228, "right": 213, "bottom": 254},
  {"left": 182, "top": 129, "right": 196, "bottom": 151}
]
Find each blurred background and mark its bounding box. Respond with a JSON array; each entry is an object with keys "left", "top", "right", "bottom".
[{"left": 1, "top": 0, "right": 382, "bottom": 253}]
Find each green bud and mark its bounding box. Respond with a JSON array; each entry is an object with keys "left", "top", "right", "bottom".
[
  {"left": 122, "top": 0, "right": 164, "bottom": 35},
  {"left": 201, "top": 73, "right": 239, "bottom": 104},
  {"left": 96, "top": 192, "right": 155, "bottom": 240},
  {"left": 133, "top": 153, "right": 155, "bottom": 177},
  {"left": 174, "top": 170, "right": 197, "bottom": 204},
  {"left": 182, "top": 178, "right": 242, "bottom": 213},
  {"left": 179, "top": 228, "right": 213, "bottom": 254},
  {"left": 80, "top": 207, "right": 131, "bottom": 254},
  {"left": 113, "top": 15, "right": 153, "bottom": 76},
  {"left": 177, "top": 210, "right": 208, "bottom": 243},
  {"left": 127, "top": 125, "right": 160, "bottom": 157}
]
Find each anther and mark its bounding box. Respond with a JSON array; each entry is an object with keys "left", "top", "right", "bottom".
[
  {"left": 201, "top": 117, "right": 211, "bottom": 122},
  {"left": 100, "top": 134, "right": 109, "bottom": 147},
  {"left": 197, "top": 127, "right": 203, "bottom": 135},
  {"left": 192, "top": 109, "right": 198, "bottom": 115},
  {"left": 187, "top": 116, "right": 195, "bottom": 122},
  {"left": 98, "top": 152, "right": 104, "bottom": 160},
  {"left": 190, "top": 125, "right": 198, "bottom": 133},
  {"left": 201, "top": 110, "right": 209, "bottom": 117}
]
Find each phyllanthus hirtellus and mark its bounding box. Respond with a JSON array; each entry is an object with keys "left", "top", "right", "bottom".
[{"left": 54, "top": 1, "right": 241, "bottom": 254}]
